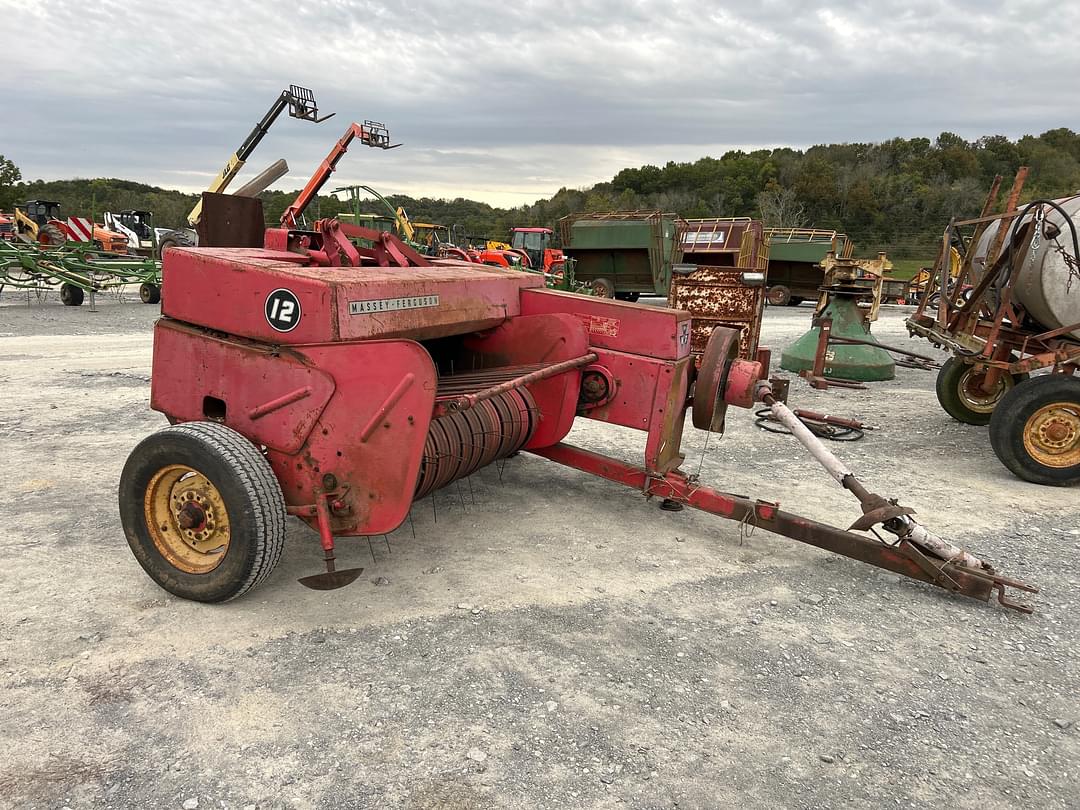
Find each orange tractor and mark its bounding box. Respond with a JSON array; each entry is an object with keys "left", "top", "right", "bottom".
[{"left": 510, "top": 227, "right": 568, "bottom": 278}]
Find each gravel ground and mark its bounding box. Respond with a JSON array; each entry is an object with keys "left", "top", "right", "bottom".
[{"left": 0, "top": 290, "right": 1077, "bottom": 810}]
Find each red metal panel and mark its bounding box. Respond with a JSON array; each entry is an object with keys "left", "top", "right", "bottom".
[
  {"left": 461, "top": 313, "right": 589, "bottom": 449},
  {"left": 162, "top": 247, "right": 544, "bottom": 346},
  {"left": 150, "top": 320, "right": 336, "bottom": 454},
  {"left": 151, "top": 318, "right": 438, "bottom": 536},
  {"left": 279, "top": 340, "right": 437, "bottom": 535},
  {"left": 519, "top": 288, "right": 691, "bottom": 360}
]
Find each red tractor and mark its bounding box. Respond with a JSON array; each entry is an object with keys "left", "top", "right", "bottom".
[{"left": 0, "top": 210, "right": 14, "bottom": 241}]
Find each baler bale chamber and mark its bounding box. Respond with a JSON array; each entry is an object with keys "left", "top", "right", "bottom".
[{"left": 117, "top": 214, "right": 1038, "bottom": 612}]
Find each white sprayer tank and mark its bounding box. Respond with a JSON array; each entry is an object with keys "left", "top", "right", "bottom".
[{"left": 971, "top": 195, "right": 1080, "bottom": 340}]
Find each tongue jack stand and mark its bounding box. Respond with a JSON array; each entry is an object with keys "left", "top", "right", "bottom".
[{"left": 295, "top": 491, "right": 365, "bottom": 590}]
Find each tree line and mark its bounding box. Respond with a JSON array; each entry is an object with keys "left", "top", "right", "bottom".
[{"left": 2, "top": 128, "right": 1078, "bottom": 259}]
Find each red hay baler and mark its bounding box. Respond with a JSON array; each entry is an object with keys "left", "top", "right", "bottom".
[{"left": 116, "top": 216, "right": 1037, "bottom": 612}]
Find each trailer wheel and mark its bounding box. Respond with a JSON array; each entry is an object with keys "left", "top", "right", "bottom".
[
  {"left": 118, "top": 422, "right": 287, "bottom": 602},
  {"left": 591, "top": 277, "right": 615, "bottom": 298},
  {"left": 935, "top": 356, "right": 1026, "bottom": 425},
  {"left": 139, "top": 282, "right": 161, "bottom": 304},
  {"left": 59, "top": 283, "right": 84, "bottom": 307},
  {"left": 766, "top": 285, "right": 791, "bottom": 306},
  {"left": 989, "top": 375, "right": 1080, "bottom": 486}
]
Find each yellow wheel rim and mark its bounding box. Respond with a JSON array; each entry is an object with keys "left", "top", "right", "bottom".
[
  {"left": 958, "top": 366, "right": 1011, "bottom": 413},
  {"left": 143, "top": 464, "right": 231, "bottom": 574},
  {"left": 1023, "top": 402, "right": 1080, "bottom": 469}
]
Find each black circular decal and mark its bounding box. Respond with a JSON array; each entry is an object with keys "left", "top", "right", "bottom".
[{"left": 265, "top": 288, "right": 301, "bottom": 332}]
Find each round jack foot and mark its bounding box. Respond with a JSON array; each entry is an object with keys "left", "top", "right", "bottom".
[{"left": 659, "top": 498, "right": 684, "bottom": 512}]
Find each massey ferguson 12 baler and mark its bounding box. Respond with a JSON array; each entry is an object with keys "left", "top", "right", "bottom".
[{"left": 118, "top": 123, "right": 1037, "bottom": 611}]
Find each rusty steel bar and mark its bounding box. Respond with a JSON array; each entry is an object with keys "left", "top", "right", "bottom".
[
  {"left": 792, "top": 409, "right": 875, "bottom": 431},
  {"left": 441, "top": 353, "right": 597, "bottom": 413},
  {"left": 529, "top": 442, "right": 1037, "bottom": 612},
  {"left": 826, "top": 335, "right": 940, "bottom": 363}
]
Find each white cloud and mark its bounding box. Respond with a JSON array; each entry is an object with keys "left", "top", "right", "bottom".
[{"left": 1, "top": 0, "right": 1078, "bottom": 206}]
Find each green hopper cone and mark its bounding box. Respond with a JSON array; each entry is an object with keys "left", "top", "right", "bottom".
[{"left": 780, "top": 295, "right": 895, "bottom": 382}]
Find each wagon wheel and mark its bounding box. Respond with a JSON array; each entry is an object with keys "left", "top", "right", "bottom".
[
  {"left": 766, "top": 285, "right": 791, "bottom": 307},
  {"left": 119, "top": 422, "right": 287, "bottom": 601},
  {"left": 935, "top": 356, "right": 1027, "bottom": 426},
  {"left": 591, "top": 277, "right": 615, "bottom": 298},
  {"left": 989, "top": 375, "right": 1080, "bottom": 486}
]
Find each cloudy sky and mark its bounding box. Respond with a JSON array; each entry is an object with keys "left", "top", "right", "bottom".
[{"left": 2, "top": 0, "right": 1076, "bottom": 207}]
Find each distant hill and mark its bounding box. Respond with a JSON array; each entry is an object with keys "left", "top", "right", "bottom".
[{"left": 3, "top": 128, "right": 1078, "bottom": 259}]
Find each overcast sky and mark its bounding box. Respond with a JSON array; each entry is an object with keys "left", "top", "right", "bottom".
[{"left": 2, "top": 0, "right": 1076, "bottom": 207}]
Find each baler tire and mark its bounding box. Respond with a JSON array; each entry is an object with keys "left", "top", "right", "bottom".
[
  {"left": 766, "top": 285, "right": 791, "bottom": 307},
  {"left": 989, "top": 375, "right": 1080, "bottom": 486},
  {"left": 139, "top": 282, "right": 161, "bottom": 304},
  {"left": 60, "top": 283, "right": 84, "bottom": 307},
  {"left": 591, "top": 277, "right": 615, "bottom": 298},
  {"left": 935, "top": 356, "right": 1026, "bottom": 426},
  {"left": 118, "top": 421, "right": 287, "bottom": 602}
]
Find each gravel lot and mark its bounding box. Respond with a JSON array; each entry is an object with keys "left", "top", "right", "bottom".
[{"left": 1, "top": 290, "right": 1077, "bottom": 810}]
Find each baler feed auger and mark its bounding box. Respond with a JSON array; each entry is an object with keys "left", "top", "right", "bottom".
[{"left": 117, "top": 123, "right": 1038, "bottom": 612}]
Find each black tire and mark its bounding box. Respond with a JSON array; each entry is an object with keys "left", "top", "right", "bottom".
[
  {"left": 788, "top": 296, "right": 805, "bottom": 306},
  {"left": 592, "top": 277, "right": 615, "bottom": 298},
  {"left": 158, "top": 238, "right": 179, "bottom": 256},
  {"left": 989, "top": 375, "right": 1080, "bottom": 486},
  {"left": 766, "top": 285, "right": 791, "bottom": 307},
  {"left": 935, "top": 356, "right": 1026, "bottom": 425},
  {"left": 139, "top": 282, "right": 161, "bottom": 304},
  {"left": 615, "top": 291, "right": 640, "bottom": 302},
  {"left": 60, "top": 283, "right": 84, "bottom": 307},
  {"left": 119, "top": 422, "right": 287, "bottom": 602}
]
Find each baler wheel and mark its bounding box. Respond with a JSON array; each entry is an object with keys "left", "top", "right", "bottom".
[
  {"left": 60, "top": 283, "right": 84, "bottom": 307},
  {"left": 989, "top": 375, "right": 1080, "bottom": 486},
  {"left": 936, "top": 356, "right": 1026, "bottom": 426},
  {"left": 119, "top": 422, "right": 287, "bottom": 602}
]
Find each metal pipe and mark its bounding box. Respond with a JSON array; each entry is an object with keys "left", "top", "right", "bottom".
[
  {"left": 753, "top": 380, "right": 989, "bottom": 572},
  {"left": 233, "top": 159, "right": 289, "bottom": 197},
  {"left": 443, "top": 353, "right": 597, "bottom": 413}
]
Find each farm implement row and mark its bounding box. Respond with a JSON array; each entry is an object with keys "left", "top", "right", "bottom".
[{"left": 0, "top": 239, "right": 162, "bottom": 306}]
